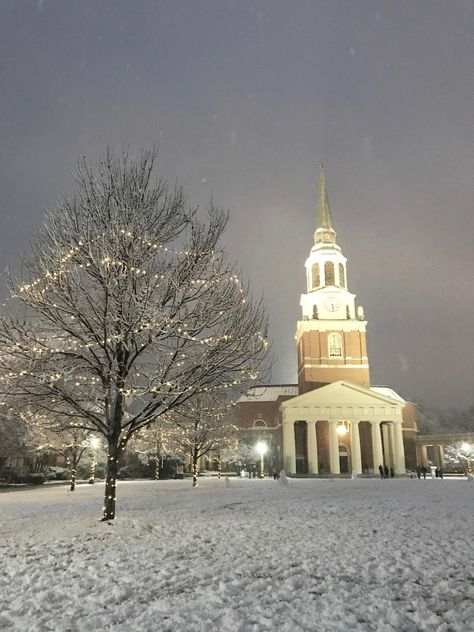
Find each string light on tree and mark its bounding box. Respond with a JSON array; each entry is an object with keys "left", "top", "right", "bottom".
[{"left": 0, "top": 148, "right": 271, "bottom": 521}]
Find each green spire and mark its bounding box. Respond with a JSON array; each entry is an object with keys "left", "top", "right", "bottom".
[
  {"left": 314, "top": 163, "right": 336, "bottom": 244},
  {"left": 317, "top": 163, "right": 332, "bottom": 229}
]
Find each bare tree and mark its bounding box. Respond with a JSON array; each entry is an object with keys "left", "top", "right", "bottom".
[
  {"left": 0, "top": 409, "right": 29, "bottom": 469},
  {"left": 221, "top": 436, "right": 280, "bottom": 476},
  {"left": 37, "top": 426, "right": 94, "bottom": 491},
  {"left": 167, "top": 394, "right": 239, "bottom": 487},
  {"left": 0, "top": 402, "right": 48, "bottom": 471},
  {"left": 444, "top": 442, "right": 474, "bottom": 476},
  {"left": 127, "top": 422, "right": 176, "bottom": 480},
  {"left": 0, "top": 149, "right": 270, "bottom": 519},
  {"left": 219, "top": 440, "right": 256, "bottom": 475}
]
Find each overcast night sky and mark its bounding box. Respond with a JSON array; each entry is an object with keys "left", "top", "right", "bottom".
[{"left": 0, "top": 0, "right": 473, "bottom": 411}]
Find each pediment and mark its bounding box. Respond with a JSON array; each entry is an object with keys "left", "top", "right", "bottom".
[{"left": 281, "top": 380, "right": 405, "bottom": 410}]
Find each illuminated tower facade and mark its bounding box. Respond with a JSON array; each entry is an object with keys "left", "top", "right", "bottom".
[{"left": 296, "top": 165, "right": 370, "bottom": 393}]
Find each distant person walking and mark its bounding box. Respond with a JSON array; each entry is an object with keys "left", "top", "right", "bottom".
[
  {"left": 384, "top": 464, "right": 389, "bottom": 479},
  {"left": 416, "top": 465, "right": 421, "bottom": 479},
  {"left": 378, "top": 464, "right": 385, "bottom": 479},
  {"left": 421, "top": 466, "right": 427, "bottom": 480}
]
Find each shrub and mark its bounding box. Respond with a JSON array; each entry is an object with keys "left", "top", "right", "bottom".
[
  {"left": 76, "top": 464, "right": 90, "bottom": 480},
  {"left": 43, "top": 466, "right": 70, "bottom": 481},
  {"left": 94, "top": 465, "right": 106, "bottom": 479},
  {"left": 24, "top": 472, "right": 46, "bottom": 485},
  {"left": 0, "top": 467, "right": 27, "bottom": 484},
  {"left": 55, "top": 469, "right": 70, "bottom": 480},
  {"left": 118, "top": 462, "right": 153, "bottom": 479}
]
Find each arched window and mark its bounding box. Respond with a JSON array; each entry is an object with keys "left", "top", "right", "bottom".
[
  {"left": 328, "top": 333, "right": 343, "bottom": 357},
  {"left": 253, "top": 419, "right": 266, "bottom": 428},
  {"left": 311, "top": 263, "right": 320, "bottom": 289},
  {"left": 339, "top": 263, "right": 345, "bottom": 288},
  {"left": 324, "top": 262, "right": 335, "bottom": 286}
]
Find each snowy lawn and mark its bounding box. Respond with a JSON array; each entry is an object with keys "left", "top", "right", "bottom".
[{"left": 1, "top": 477, "right": 473, "bottom": 632}]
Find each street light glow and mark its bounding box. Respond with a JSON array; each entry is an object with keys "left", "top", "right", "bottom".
[
  {"left": 89, "top": 435, "right": 100, "bottom": 484},
  {"left": 255, "top": 441, "right": 267, "bottom": 479},
  {"left": 337, "top": 422, "right": 348, "bottom": 437},
  {"left": 90, "top": 435, "right": 100, "bottom": 449}
]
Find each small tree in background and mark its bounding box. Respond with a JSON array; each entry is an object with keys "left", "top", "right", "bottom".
[
  {"left": 36, "top": 428, "right": 93, "bottom": 491},
  {"left": 9, "top": 407, "right": 96, "bottom": 490},
  {"left": 0, "top": 408, "right": 30, "bottom": 470},
  {"left": 127, "top": 422, "right": 176, "bottom": 480},
  {"left": 48, "top": 428, "right": 96, "bottom": 491},
  {"left": 219, "top": 440, "right": 256, "bottom": 475},
  {"left": 0, "top": 404, "right": 48, "bottom": 475},
  {"left": 167, "top": 394, "right": 238, "bottom": 487},
  {"left": 444, "top": 442, "right": 474, "bottom": 476},
  {"left": 226, "top": 435, "right": 280, "bottom": 476},
  {"left": 0, "top": 148, "right": 270, "bottom": 519}
]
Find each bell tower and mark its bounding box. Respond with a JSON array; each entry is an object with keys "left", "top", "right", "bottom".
[{"left": 296, "top": 165, "right": 370, "bottom": 393}]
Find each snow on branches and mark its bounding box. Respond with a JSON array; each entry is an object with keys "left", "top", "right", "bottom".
[{"left": 0, "top": 148, "right": 271, "bottom": 518}]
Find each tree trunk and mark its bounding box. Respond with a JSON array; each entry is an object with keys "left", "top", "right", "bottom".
[
  {"left": 155, "top": 439, "right": 160, "bottom": 480},
  {"left": 69, "top": 448, "right": 77, "bottom": 492},
  {"left": 192, "top": 445, "right": 199, "bottom": 488},
  {"left": 102, "top": 440, "right": 121, "bottom": 520}
]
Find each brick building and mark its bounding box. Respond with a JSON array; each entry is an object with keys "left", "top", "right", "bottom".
[{"left": 237, "top": 166, "right": 418, "bottom": 475}]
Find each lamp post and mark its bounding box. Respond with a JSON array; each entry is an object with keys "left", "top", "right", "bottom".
[
  {"left": 89, "top": 435, "right": 100, "bottom": 484},
  {"left": 255, "top": 441, "right": 267, "bottom": 479}
]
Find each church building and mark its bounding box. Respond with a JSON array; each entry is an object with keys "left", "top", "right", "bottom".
[{"left": 237, "top": 166, "right": 418, "bottom": 475}]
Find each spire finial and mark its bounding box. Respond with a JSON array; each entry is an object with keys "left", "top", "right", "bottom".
[{"left": 314, "top": 163, "right": 336, "bottom": 244}]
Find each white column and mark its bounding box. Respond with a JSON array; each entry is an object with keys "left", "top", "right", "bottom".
[
  {"left": 282, "top": 411, "right": 296, "bottom": 474},
  {"left": 307, "top": 420, "right": 318, "bottom": 474},
  {"left": 438, "top": 444, "right": 445, "bottom": 468},
  {"left": 381, "top": 424, "right": 390, "bottom": 465},
  {"left": 371, "top": 421, "right": 384, "bottom": 473},
  {"left": 350, "top": 421, "right": 362, "bottom": 474},
  {"left": 393, "top": 421, "right": 406, "bottom": 474},
  {"left": 388, "top": 423, "right": 396, "bottom": 467},
  {"left": 420, "top": 444, "right": 428, "bottom": 466},
  {"left": 329, "top": 420, "right": 340, "bottom": 474}
]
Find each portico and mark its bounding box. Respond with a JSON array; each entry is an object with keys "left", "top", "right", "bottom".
[{"left": 281, "top": 381, "right": 406, "bottom": 475}]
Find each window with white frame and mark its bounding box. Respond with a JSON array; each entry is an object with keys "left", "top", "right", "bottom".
[
  {"left": 324, "top": 261, "right": 335, "bottom": 286},
  {"left": 328, "top": 332, "right": 343, "bottom": 357},
  {"left": 339, "top": 263, "right": 346, "bottom": 288}
]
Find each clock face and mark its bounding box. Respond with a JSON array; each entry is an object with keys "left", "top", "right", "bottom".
[{"left": 324, "top": 297, "right": 340, "bottom": 312}]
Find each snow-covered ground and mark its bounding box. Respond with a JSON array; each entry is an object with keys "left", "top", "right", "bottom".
[{"left": 1, "top": 477, "right": 473, "bottom": 632}]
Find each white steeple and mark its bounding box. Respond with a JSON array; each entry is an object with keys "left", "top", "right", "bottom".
[{"left": 300, "top": 165, "right": 363, "bottom": 321}]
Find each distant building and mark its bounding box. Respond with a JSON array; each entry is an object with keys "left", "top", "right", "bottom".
[
  {"left": 416, "top": 432, "right": 474, "bottom": 471},
  {"left": 237, "top": 165, "right": 419, "bottom": 475}
]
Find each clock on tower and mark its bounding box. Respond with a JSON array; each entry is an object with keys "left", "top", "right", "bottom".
[{"left": 296, "top": 165, "right": 370, "bottom": 393}]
